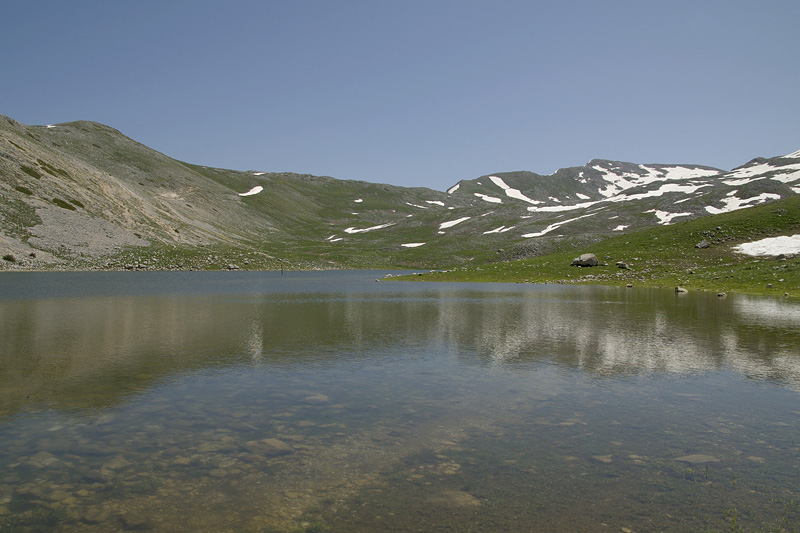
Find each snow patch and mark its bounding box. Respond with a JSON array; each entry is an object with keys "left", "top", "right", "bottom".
[
  {"left": 439, "top": 217, "right": 471, "bottom": 230},
  {"left": 474, "top": 193, "right": 503, "bottom": 203},
  {"left": 723, "top": 177, "right": 764, "bottom": 186},
  {"left": 782, "top": 149, "right": 800, "bottom": 159},
  {"left": 613, "top": 225, "right": 628, "bottom": 231},
  {"left": 521, "top": 213, "right": 596, "bottom": 238},
  {"left": 705, "top": 193, "right": 781, "bottom": 214},
  {"left": 402, "top": 242, "right": 426, "bottom": 248},
  {"left": 728, "top": 162, "right": 800, "bottom": 179},
  {"left": 447, "top": 183, "right": 460, "bottom": 194},
  {"left": 733, "top": 235, "right": 800, "bottom": 256},
  {"left": 770, "top": 170, "right": 800, "bottom": 183},
  {"left": 594, "top": 164, "right": 719, "bottom": 198},
  {"left": 239, "top": 186, "right": 263, "bottom": 196},
  {"left": 658, "top": 166, "right": 721, "bottom": 180},
  {"left": 426, "top": 200, "right": 445, "bottom": 206},
  {"left": 527, "top": 200, "right": 598, "bottom": 213},
  {"left": 646, "top": 210, "right": 692, "bottom": 225},
  {"left": 252, "top": 172, "right": 266, "bottom": 176},
  {"left": 344, "top": 223, "right": 395, "bottom": 234},
  {"left": 405, "top": 202, "right": 427, "bottom": 209},
  {"left": 576, "top": 193, "right": 590, "bottom": 200},
  {"left": 524, "top": 181, "right": 710, "bottom": 214},
  {"left": 489, "top": 176, "right": 543, "bottom": 204},
  {"left": 354, "top": 198, "right": 363, "bottom": 203},
  {"left": 483, "top": 225, "right": 515, "bottom": 235}
]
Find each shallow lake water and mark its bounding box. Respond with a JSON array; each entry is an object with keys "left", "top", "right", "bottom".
[{"left": 1, "top": 271, "right": 799, "bottom": 532}]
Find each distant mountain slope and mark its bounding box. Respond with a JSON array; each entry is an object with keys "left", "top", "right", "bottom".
[
  {"left": 1, "top": 113, "right": 798, "bottom": 270},
  {"left": 446, "top": 155, "right": 799, "bottom": 237}
]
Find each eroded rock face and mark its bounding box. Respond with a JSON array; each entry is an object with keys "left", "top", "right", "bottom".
[{"left": 571, "top": 253, "right": 599, "bottom": 267}]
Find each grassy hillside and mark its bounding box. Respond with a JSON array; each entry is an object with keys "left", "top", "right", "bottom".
[
  {"left": 2, "top": 113, "right": 799, "bottom": 284},
  {"left": 403, "top": 195, "right": 800, "bottom": 297}
]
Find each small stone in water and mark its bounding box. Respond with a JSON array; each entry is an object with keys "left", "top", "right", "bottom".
[
  {"left": 119, "top": 511, "right": 152, "bottom": 530},
  {"left": 675, "top": 454, "right": 720, "bottom": 464},
  {"left": 46, "top": 489, "right": 71, "bottom": 501},
  {"left": 244, "top": 438, "right": 295, "bottom": 456},
  {"left": 304, "top": 394, "right": 329, "bottom": 404},
  {"left": 427, "top": 490, "right": 480, "bottom": 507},
  {"left": 81, "top": 508, "right": 111, "bottom": 524},
  {"left": 28, "top": 451, "right": 59, "bottom": 467}
]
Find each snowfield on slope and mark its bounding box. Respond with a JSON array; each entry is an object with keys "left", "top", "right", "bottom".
[
  {"left": 489, "top": 176, "right": 542, "bottom": 204},
  {"left": 344, "top": 223, "right": 395, "bottom": 234},
  {"left": 475, "top": 193, "right": 503, "bottom": 203},
  {"left": 595, "top": 165, "right": 720, "bottom": 197},
  {"left": 646, "top": 210, "right": 693, "bottom": 225},
  {"left": 439, "top": 217, "right": 471, "bottom": 230},
  {"left": 521, "top": 214, "right": 596, "bottom": 238},
  {"left": 705, "top": 192, "right": 781, "bottom": 214},
  {"left": 239, "top": 186, "right": 263, "bottom": 196},
  {"left": 733, "top": 235, "right": 800, "bottom": 256}
]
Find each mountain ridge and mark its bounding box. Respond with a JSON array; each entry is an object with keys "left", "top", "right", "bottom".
[{"left": 1, "top": 113, "right": 798, "bottom": 271}]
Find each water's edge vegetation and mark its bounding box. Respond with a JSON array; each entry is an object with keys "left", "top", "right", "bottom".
[{"left": 398, "top": 195, "right": 800, "bottom": 298}]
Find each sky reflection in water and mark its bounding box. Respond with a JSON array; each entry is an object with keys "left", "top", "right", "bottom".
[{"left": 0, "top": 271, "right": 798, "bottom": 531}]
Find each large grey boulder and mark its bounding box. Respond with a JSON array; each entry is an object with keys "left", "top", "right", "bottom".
[{"left": 571, "top": 253, "right": 599, "bottom": 267}]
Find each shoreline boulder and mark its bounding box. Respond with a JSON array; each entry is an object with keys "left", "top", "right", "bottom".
[{"left": 571, "top": 253, "right": 599, "bottom": 267}]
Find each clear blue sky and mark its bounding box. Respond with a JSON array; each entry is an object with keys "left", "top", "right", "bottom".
[{"left": 3, "top": 1, "right": 798, "bottom": 191}]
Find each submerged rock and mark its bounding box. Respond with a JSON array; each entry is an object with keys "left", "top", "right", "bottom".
[
  {"left": 675, "top": 454, "right": 720, "bottom": 464},
  {"left": 81, "top": 508, "right": 111, "bottom": 525},
  {"left": 243, "top": 438, "right": 295, "bottom": 456},
  {"left": 427, "top": 490, "right": 480, "bottom": 507},
  {"left": 304, "top": 394, "right": 330, "bottom": 404},
  {"left": 119, "top": 511, "right": 153, "bottom": 530}
]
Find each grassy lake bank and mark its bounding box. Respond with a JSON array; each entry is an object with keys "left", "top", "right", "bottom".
[{"left": 397, "top": 196, "right": 800, "bottom": 298}]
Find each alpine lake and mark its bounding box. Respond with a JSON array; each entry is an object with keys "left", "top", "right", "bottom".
[{"left": 1, "top": 271, "right": 799, "bottom": 532}]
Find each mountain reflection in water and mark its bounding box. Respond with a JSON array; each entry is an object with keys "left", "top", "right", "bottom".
[
  {"left": 1, "top": 271, "right": 799, "bottom": 531},
  {"left": 2, "top": 273, "right": 799, "bottom": 417}
]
